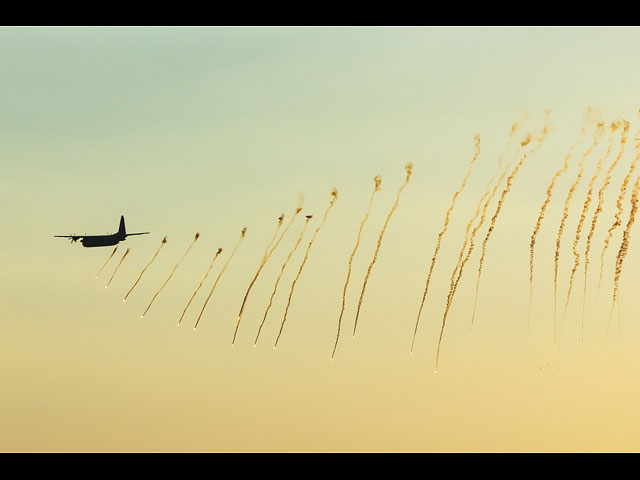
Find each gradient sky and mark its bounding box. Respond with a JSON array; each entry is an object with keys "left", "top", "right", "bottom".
[{"left": 2, "top": 26, "right": 640, "bottom": 452}]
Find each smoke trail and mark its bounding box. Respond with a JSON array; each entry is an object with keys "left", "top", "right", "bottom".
[
  {"left": 552, "top": 122, "right": 604, "bottom": 346},
  {"left": 562, "top": 124, "right": 611, "bottom": 316},
  {"left": 193, "top": 227, "right": 247, "bottom": 331},
  {"left": 178, "top": 247, "right": 223, "bottom": 326},
  {"left": 141, "top": 232, "right": 200, "bottom": 319},
  {"left": 274, "top": 189, "right": 338, "bottom": 348},
  {"left": 332, "top": 175, "right": 382, "bottom": 360},
  {"left": 105, "top": 248, "right": 131, "bottom": 288},
  {"left": 96, "top": 246, "right": 118, "bottom": 279},
  {"left": 232, "top": 208, "right": 302, "bottom": 346},
  {"left": 470, "top": 114, "right": 551, "bottom": 336},
  {"left": 609, "top": 130, "right": 640, "bottom": 331},
  {"left": 123, "top": 236, "right": 168, "bottom": 302},
  {"left": 352, "top": 163, "right": 413, "bottom": 338},
  {"left": 581, "top": 120, "right": 629, "bottom": 341},
  {"left": 528, "top": 134, "right": 584, "bottom": 337},
  {"left": 609, "top": 172, "right": 640, "bottom": 339},
  {"left": 436, "top": 127, "right": 540, "bottom": 372},
  {"left": 427, "top": 121, "right": 521, "bottom": 351},
  {"left": 254, "top": 215, "right": 312, "bottom": 347},
  {"left": 598, "top": 124, "right": 640, "bottom": 294},
  {"left": 265, "top": 214, "right": 286, "bottom": 255},
  {"left": 411, "top": 135, "right": 480, "bottom": 353},
  {"left": 562, "top": 122, "right": 617, "bottom": 325},
  {"left": 232, "top": 213, "right": 286, "bottom": 342}
]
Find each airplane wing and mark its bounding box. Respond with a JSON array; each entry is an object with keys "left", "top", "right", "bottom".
[{"left": 126, "top": 232, "right": 150, "bottom": 236}]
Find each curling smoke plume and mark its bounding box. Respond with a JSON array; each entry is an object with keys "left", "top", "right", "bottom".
[
  {"left": 609, "top": 134, "right": 640, "bottom": 339},
  {"left": 106, "top": 248, "right": 131, "bottom": 288},
  {"left": 274, "top": 189, "right": 338, "bottom": 349},
  {"left": 598, "top": 123, "right": 640, "bottom": 295},
  {"left": 470, "top": 114, "right": 551, "bottom": 336},
  {"left": 552, "top": 121, "right": 604, "bottom": 345},
  {"left": 96, "top": 246, "right": 118, "bottom": 278},
  {"left": 142, "top": 232, "right": 200, "bottom": 319},
  {"left": 254, "top": 215, "right": 312, "bottom": 347},
  {"left": 609, "top": 174, "right": 640, "bottom": 339},
  {"left": 424, "top": 121, "right": 521, "bottom": 352},
  {"left": 435, "top": 135, "right": 526, "bottom": 359},
  {"left": 233, "top": 207, "right": 302, "bottom": 346},
  {"left": 193, "top": 227, "right": 247, "bottom": 331},
  {"left": 178, "top": 247, "right": 223, "bottom": 326},
  {"left": 412, "top": 135, "right": 480, "bottom": 352},
  {"left": 332, "top": 175, "right": 382, "bottom": 359},
  {"left": 353, "top": 163, "right": 413, "bottom": 338},
  {"left": 581, "top": 120, "right": 629, "bottom": 340},
  {"left": 436, "top": 123, "right": 542, "bottom": 372},
  {"left": 123, "top": 236, "right": 167, "bottom": 301},
  {"left": 562, "top": 123, "right": 615, "bottom": 325},
  {"left": 528, "top": 132, "right": 584, "bottom": 337}
]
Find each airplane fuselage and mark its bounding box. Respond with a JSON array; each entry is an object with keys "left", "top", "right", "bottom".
[{"left": 80, "top": 233, "right": 125, "bottom": 248}]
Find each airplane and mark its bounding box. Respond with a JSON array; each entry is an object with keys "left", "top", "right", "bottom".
[{"left": 55, "top": 215, "right": 150, "bottom": 247}]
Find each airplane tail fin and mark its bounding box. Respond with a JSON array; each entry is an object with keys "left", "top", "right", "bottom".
[{"left": 120, "top": 215, "right": 150, "bottom": 237}]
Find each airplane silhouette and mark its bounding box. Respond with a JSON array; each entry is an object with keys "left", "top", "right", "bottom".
[{"left": 55, "top": 216, "right": 150, "bottom": 247}]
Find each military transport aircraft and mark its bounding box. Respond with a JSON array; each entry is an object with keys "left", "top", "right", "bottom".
[{"left": 55, "top": 216, "right": 150, "bottom": 247}]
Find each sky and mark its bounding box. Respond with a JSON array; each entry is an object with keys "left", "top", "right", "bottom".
[{"left": 2, "top": 26, "right": 640, "bottom": 452}]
